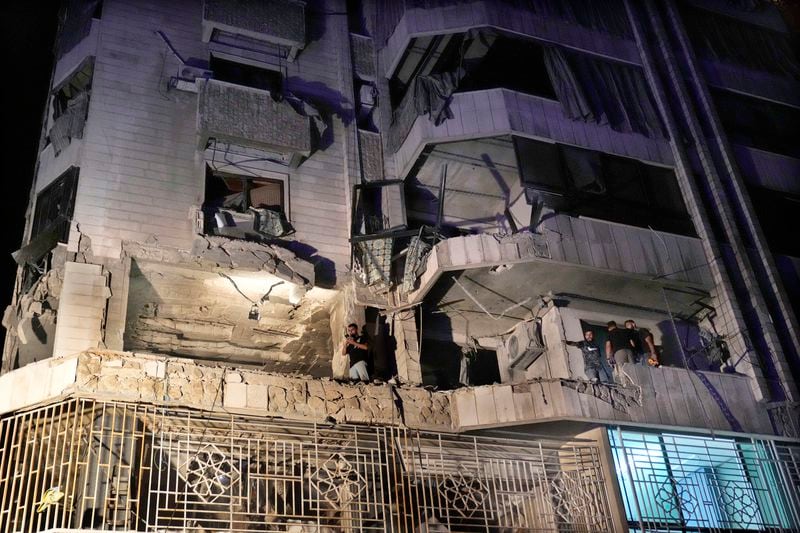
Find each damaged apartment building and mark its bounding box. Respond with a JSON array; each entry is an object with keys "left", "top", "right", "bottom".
[{"left": 2, "top": 0, "right": 800, "bottom": 531}]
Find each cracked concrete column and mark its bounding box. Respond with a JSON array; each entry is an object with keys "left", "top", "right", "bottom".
[{"left": 393, "top": 309, "right": 422, "bottom": 385}]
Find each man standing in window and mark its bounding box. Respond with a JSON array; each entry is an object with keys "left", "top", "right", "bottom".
[
  {"left": 625, "top": 319, "right": 659, "bottom": 367},
  {"left": 605, "top": 321, "right": 635, "bottom": 371},
  {"left": 566, "top": 330, "right": 611, "bottom": 383},
  {"left": 343, "top": 323, "right": 370, "bottom": 382}
]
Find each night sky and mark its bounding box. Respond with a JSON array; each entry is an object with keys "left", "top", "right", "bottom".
[{"left": 0, "top": 2, "right": 59, "bottom": 345}]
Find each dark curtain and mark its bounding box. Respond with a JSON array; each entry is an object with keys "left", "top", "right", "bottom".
[
  {"left": 682, "top": 4, "right": 800, "bottom": 79},
  {"left": 560, "top": 145, "right": 605, "bottom": 193},
  {"left": 544, "top": 47, "right": 666, "bottom": 138},
  {"left": 387, "top": 29, "right": 493, "bottom": 151}
]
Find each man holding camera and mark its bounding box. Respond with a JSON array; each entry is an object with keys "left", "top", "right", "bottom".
[{"left": 343, "top": 323, "right": 370, "bottom": 381}]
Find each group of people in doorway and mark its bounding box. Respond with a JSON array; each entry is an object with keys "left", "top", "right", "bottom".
[{"left": 566, "top": 320, "right": 660, "bottom": 384}]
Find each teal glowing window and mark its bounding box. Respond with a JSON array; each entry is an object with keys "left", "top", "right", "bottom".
[{"left": 608, "top": 428, "right": 800, "bottom": 531}]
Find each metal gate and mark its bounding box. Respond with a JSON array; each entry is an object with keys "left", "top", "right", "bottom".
[
  {"left": 0, "top": 398, "right": 615, "bottom": 532},
  {"left": 609, "top": 427, "right": 800, "bottom": 532}
]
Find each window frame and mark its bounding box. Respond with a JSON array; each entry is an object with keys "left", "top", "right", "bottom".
[{"left": 31, "top": 166, "right": 79, "bottom": 244}]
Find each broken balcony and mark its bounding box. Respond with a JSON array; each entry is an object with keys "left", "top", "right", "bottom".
[
  {"left": 197, "top": 78, "right": 312, "bottom": 166},
  {"left": 386, "top": 30, "right": 670, "bottom": 176},
  {"left": 398, "top": 133, "right": 704, "bottom": 292},
  {"left": 410, "top": 257, "right": 770, "bottom": 435},
  {"left": 202, "top": 0, "right": 306, "bottom": 60},
  {"left": 350, "top": 180, "right": 407, "bottom": 294},
  {"left": 378, "top": 0, "right": 636, "bottom": 82}
]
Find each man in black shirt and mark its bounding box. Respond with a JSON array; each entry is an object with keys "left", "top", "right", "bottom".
[
  {"left": 625, "top": 319, "right": 659, "bottom": 367},
  {"left": 605, "top": 321, "right": 635, "bottom": 368},
  {"left": 566, "top": 330, "right": 611, "bottom": 383},
  {"left": 343, "top": 323, "right": 370, "bottom": 381}
]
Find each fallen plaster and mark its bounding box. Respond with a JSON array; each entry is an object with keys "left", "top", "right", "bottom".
[{"left": 2, "top": 258, "right": 65, "bottom": 369}]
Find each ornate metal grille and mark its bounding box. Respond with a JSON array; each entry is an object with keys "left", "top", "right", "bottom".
[
  {"left": 0, "top": 398, "right": 613, "bottom": 532},
  {"left": 609, "top": 428, "right": 800, "bottom": 532}
]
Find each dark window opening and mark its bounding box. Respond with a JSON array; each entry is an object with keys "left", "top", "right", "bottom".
[
  {"left": 31, "top": 166, "right": 79, "bottom": 244},
  {"left": 389, "top": 32, "right": 556, "bottom": 110},
  {"left": 456, "top": 37, "right": 556, "bottom": 99},
  {"left": 713, "top": 89, "right": 800, "bottom": 158},
  {"left": 468, "top": 349, "right": 501, "bottom": 386},
  {"left": 420, "top": 339, "right": 463, "bottom": 389},
  {"left": 389, "top": 34, "right": 452, "bottom": 108},
  {"left": 346, "top": 0, "right": 368, "bottom": 35},
  {"left": 209, "top": 55, "right": 282, "bottom": 93},
  {"left": 203, "top": 168, "right": 290, "bottom": 239},
  {"left": 514, "top": 136, "right": 695, "bottom": 236},
  {"left": 364, "top": 308, "right": 397, "bottom": 381},
  {"left": 748, "top": 186, "right": 800, "bottom": 257},
  {"left": 49, "top": 58, "right": 93, "bottom": 153}
]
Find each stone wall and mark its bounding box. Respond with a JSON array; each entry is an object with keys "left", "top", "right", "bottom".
[
  {"left": 1, "top": 349, "right": 774, "bottom": 436},
  {"left": 73, "top": 350, "right": 453, "bottom": 431}
]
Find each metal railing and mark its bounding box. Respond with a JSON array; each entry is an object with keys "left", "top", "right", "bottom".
[
  {"left": 0, "top": 398, "right": 613, "bottom": 532},
  {"left": 609, "top": 427, "right": 800, "bottom": 532}
]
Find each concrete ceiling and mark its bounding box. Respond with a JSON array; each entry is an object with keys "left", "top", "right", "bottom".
[{"left": 423, "top": 259, "right": 710, "bottom": 340}]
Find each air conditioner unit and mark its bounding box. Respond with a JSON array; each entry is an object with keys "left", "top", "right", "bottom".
[{"left": 505, "top": 320, "right": 546, "bottom": 371}]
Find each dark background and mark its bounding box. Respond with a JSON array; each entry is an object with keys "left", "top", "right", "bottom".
[{"left": 0, "top": 2, "right": 59, "bottom": 345}]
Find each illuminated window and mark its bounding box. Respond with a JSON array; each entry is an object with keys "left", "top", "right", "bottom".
[{"left": 609, "top": 428, "right": 799, "bottom": 531}]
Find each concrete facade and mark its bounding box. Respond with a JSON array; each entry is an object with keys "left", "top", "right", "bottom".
[{"left": 1, "top": 0, "right": 799, "bottom": 531}]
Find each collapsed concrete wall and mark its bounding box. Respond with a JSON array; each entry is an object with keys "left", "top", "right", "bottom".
[
  {"left": 73, "top": 350, "right": 452, "bottom": 431},
  {"left": 1, "top": 247, "right": 67, "bottom": 371},
  {"left": 124, "top": 260, "right": 335, "bottom": 373}
]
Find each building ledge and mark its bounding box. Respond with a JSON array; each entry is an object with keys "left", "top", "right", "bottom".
[
  {"left": 392, "top": 89, "right": 673, "bottom": 179},
  {"left": 404, "top": 228, "right": 712, "bottom": 308},
  {"left": 0, "top": 350, "right": 775, "bottom": 436}
]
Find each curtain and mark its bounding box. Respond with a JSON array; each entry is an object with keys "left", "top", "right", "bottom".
[
  {"left": 544, "top": 47, "right": 667, "bottom": 138},
  {"left": 560, "top": 145, "right": 605, "bottom": 193}
]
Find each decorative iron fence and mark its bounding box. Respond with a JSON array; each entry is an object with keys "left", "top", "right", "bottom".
[
  {"left": 609, "top": 427, "right": 800, "bottom": 532},
  {"left": 0, "top": 398, "right": 614, "bottom": 532}
]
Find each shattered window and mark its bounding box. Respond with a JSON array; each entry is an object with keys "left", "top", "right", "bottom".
[
  {"left": 31, "top": 166, "right": 79, "bottom": 244},
  {"left": 203, "top": 169, "right": 291, "bottom": 239},
  {"left": 513, "top": 136, "right": 694, "bottom": 236},
  {"left": 49, "top": 58, "right": 93, "bottom": 154}
]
